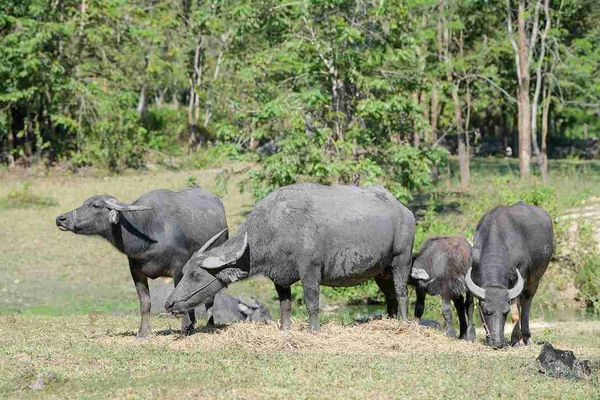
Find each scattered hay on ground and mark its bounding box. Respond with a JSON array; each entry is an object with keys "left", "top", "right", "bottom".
[{"left": 100, "top": 318, "right": 490, "bottom": 355}]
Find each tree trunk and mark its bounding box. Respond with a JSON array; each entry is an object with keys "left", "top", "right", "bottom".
[
  {"left": 516, "top": 0, "right": 531, "bottom": 178},
  {"left": 188, "top": 37, "right": 204, "bottom": 152},
  {"left": 137, "top": 84, "right": 147, "bottom": 118},
  {"left": 530, "top": 0, "right": 551, "bottom": 177},
  {"left": 203, "top": 32, "right": 228, "bottom": 132},
  {"left": 540, "top": 84, "right": 551, "bottom": 183},
  {"left": 412, "top": 92, "right": 421, "bottom": 147},
  {"left": 430, "top": 87, "right": 440, "bottom": 144}
]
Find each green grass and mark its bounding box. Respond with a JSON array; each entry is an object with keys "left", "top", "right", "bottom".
[
  {"left": 1, "top": 159, "right": 600, "bottom": 399},
  {"left": 0, "top": 315, "right": 598, "bottom": 399}
]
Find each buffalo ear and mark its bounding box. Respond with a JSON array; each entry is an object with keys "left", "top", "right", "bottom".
[
  {"left": 215, "top": 268, "right": 248, "bottom": 285},
  {"left": 201, "top": 233, "right": 248, "bottom": 269},
  {"left": 108, "top": 209, "right": 119, "bottom": 224},
  {"left": 238, "top": 302, "right": 252, "bottom": 316},
  {"left": 411, "top": 268, "right": 430, "bottom": 281}
]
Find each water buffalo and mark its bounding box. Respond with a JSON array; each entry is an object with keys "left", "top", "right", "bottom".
[
  {"left": 165, "top": 183, "right": 416, "bottom": 331},
  {"left": 207, "top": 292, "right": 272, "bottom": 324},
  {"left": 410, "top": 236, "right": 475, "bottom": 340},
  {"left": 55, "top": 188, "right": 228, "bottom": 338},
  {"left": 465, "top": 202, "right": 554, "bottom": 348}
]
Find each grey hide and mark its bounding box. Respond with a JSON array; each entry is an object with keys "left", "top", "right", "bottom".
[
  {"left": 56, "top": 187, "right": 228, "bottom": 337},
  {"left": 165, "top": 183, "right": 416, "bottom": 331},
  {"left": 466, "top": 202, "right": 554, "bottom": 348},
  {"left": 208, "top": 292, "right": 272, "bottom": 324},
  {"left": 410, "top": 236, "right": 475, "bottom": 340}
]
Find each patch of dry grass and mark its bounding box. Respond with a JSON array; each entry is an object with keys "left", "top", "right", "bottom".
[
  {"left": 1, "top": 315, "right": 599, "bottom": 399},
  {"left": 145, "top": 319, "right": 486, "bottom": 355}
]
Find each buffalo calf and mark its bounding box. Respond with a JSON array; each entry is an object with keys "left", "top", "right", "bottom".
[{"left": 410, "top": 237, "right": 475, "bottom": 341}]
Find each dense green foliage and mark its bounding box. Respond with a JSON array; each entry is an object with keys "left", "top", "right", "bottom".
[{"left": 1, "top": 1, "right": 599, "bottom": 195}]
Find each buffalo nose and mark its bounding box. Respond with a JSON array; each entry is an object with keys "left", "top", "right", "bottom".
[
  {"left": 164, "top": 299, "right": 174, "bottom": 312},
  {"left": 56, "top": 215, "right": 67, "bottom": 226}
]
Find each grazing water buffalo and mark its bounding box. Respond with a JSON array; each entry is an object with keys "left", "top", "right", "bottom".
[
  {"left": 55, "top": 188, "right": 228, "bottom": 337},
  {"left": 165, "top": 183, "right": 416, "bottom": 331},
  {"left": 410, "top": 236, "right": 475, "bottom": 340},
  {"left": 465, "top": 202, "right": 554, "bottom": 348},
  {"left": 208, "top": 292, "right": 272, "bottom": 324}
]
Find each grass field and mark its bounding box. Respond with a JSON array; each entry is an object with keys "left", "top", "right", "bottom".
[
  {"left": 1, "top": 159, "right": 600, "bottom": 399},
  {"left": 1, "top": 316, "right": 598, "bottom": 399}
]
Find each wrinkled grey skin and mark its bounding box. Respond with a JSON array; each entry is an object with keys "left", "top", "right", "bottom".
[
  {"left": 166, "top": 183, "right": 416, "bottom": 331},
  {"left": 56, "top": 188, "right": 228, "bottom": 338},
  {"left": 410, "top": 236, "right": 475, "bottom": 341},
  {"left": 209, "top": 292, "right": 272, "bottom": 324},
  {"left": 467, "top": 202, "right": 554, "bottom": 348}
]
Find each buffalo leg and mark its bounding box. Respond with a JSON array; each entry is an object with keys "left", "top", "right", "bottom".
[
  {"left": 174, "top": 274, "right": 195, "bottom": 335},
  {"left": 510, "top": 299, "right": 522, "bottom": 346},
  {"left": 465, "top": 292, "right": 476, "bottom": 342},
  {"left": 275, "top": 284, "right": 292, "bottom": 331},
  {"left": 391, "top": 252, "right": 412, "bottom": 320},
  {"left": 301, "top": 279, "right": 320, "bottom": 332},
  {"left": 129, "top": 264, "right": 151, "bottom": 338},
  {"left": 453, "top": 295, "right": 468, "bottom": 339},
  {"left": 375, "top": 274, "right": 398, "bottom": 317},
  {"left": 414, "top": 287, "right": 426, "bottom": 321},
  {"left": 441, "top": 297, "right": 456, "bottom": 338},
  {"left": 205, "top": 300, "right": 215, "bottom": 327},
  {"left": 520, "top": 296, "right": 534, "bottom": 345}
]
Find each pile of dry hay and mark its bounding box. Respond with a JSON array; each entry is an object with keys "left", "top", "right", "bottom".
[{"left": 109, "top": 319, "right": 489, "bottom": 355}]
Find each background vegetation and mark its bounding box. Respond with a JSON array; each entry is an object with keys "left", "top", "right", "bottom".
[
  {"left": 2, "top": 1, "right": 599, "bottom": 191},
  {"left": 1, "top": 1, "right": 600, "bottom": 397}
]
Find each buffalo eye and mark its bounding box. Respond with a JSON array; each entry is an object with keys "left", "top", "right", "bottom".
[{"left": 91, "top": 203, "right": 102, "bottom": 209}]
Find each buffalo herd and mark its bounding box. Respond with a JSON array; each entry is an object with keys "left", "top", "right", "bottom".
[{"left": 56, "top": 184, "right": 554, "bottom": 349}]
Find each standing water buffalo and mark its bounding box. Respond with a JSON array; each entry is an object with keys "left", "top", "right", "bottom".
[
  {"left": 165, "top": 183, "right": 416, "bottom": 331},
  {"left": 55, "top": 188, "right": 228, "bottom": 337},
  {"left": 410, "top": 236, "right": 475, "bottom": 340},
  {"left": 465, "top": 202, "right": 554, "bottom": 348}
]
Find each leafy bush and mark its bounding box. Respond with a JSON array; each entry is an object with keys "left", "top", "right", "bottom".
[
  {"left": 576, "top": 254, "right": 600, "bottom": 313},
  {"left": 250, "top": 129, "right": 448, "bottom": 203},
  {"left": 573, "top": 223, "right": 600, "bottom": 314},
  {"left": 290, "top": 281, "right": 384, "bottom": 306},
  {"left": 194, "top": 144, "right": 257, "bottom": 170},
  {"left": 0, "top": 183, "right": 58, "bottom": 209},
  {"left": 142, "top": 108, "right": 187, "bottom": 155}
]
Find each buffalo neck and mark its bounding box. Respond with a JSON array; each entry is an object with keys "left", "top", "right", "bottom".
[
  {"left": 105, "top": 213, "right": 157, "bottom": 258},
  {"left": 477, "top": 229, "right": 510, "bottom": 288}
]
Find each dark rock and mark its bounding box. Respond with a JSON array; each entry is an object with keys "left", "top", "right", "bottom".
[
  {"left": 537, "top": 342, "right": 592, "bottom": 379},
  {"left": 354, "top": 314, "right": 385, "bottom": 325},
  {"left": 419, "top": 319, "right": 441, "bottom": 330}
]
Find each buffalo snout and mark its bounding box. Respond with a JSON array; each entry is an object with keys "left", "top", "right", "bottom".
[{"left": 55, "top": 213, "right": 71, "bottom": 231}]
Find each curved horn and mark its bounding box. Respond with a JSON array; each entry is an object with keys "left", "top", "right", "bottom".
[
  {"left": 465, "top": 267, "right": 486, "bottom": 300},
  {"left": 198, "top": 229, "right": 228, "bottom": 253},
  {"left": 507, "top": 269, "right": 525, "bottom": 300},
  {"left": 103, "top": 198, "right": 151, "bottom": 212}
]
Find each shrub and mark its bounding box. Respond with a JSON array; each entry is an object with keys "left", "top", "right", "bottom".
[{"left": 0, "top": 183, "right": 58, "bottom": 209}]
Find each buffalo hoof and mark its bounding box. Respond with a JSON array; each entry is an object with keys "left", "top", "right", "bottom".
[
  {"left": 446, "top": 328, "right": 457, "bottom": 338},
  {"left": 136, "top": 332, "right": 150, "bottom": 340},
  {"left": 512, "top": 339, "right": 530, "bottom": 348},
  {"left": 182, "top": 325, "right": 195, "bottom": 336},
  {"left": 466, "top": 326, "right": 476, "bottom": 342}
]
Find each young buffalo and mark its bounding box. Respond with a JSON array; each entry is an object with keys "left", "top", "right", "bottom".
[{"left": 410, "top": 237, "right": 475, "bottom": 340}]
